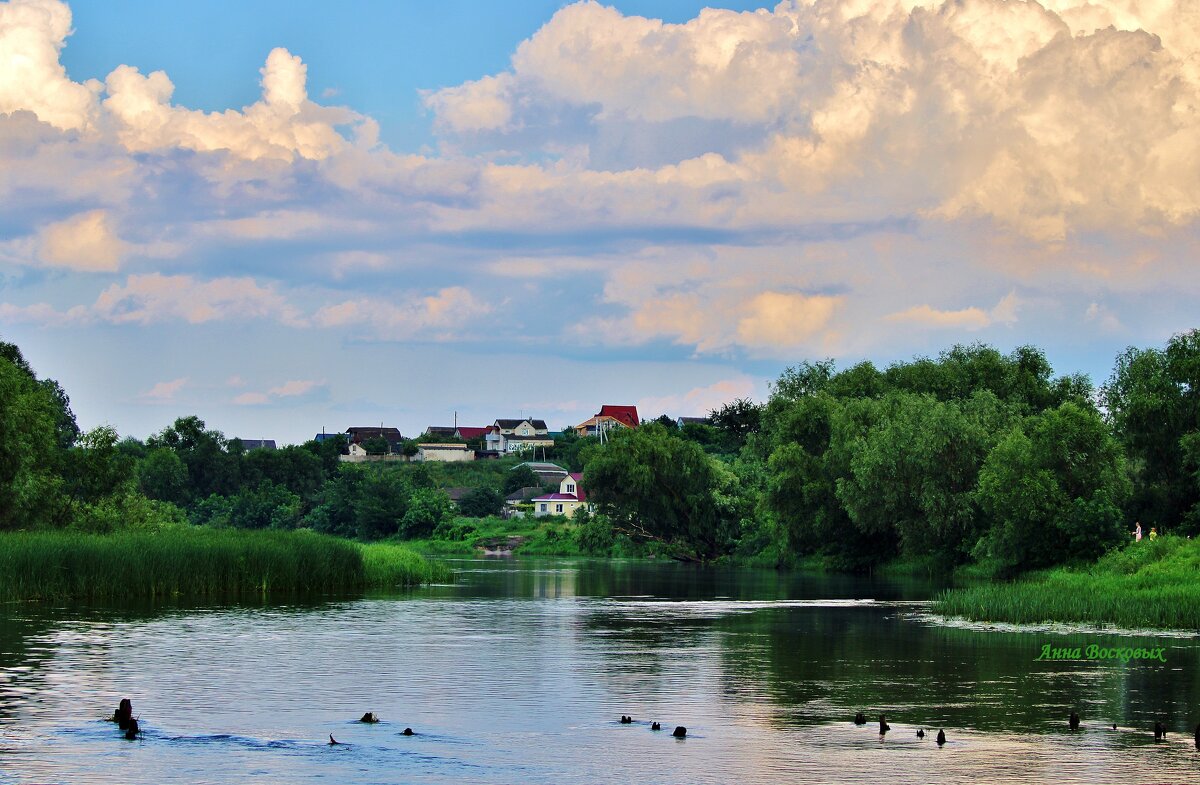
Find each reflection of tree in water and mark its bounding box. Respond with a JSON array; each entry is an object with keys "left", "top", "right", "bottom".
[
  {"left": 713, "top": 606, "right": 1200, "bottom": 734},
  {"left": 0, "top": 610, "right": 59, "bottom": 724}
]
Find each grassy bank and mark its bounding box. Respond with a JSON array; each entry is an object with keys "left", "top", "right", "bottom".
[
  {"left": 933, "top": 536, "right": 1200, "bottom": 630},
  {"left": 407, "top": 515, "right": 588, "bottom": 557},
  {"left": 0, "top": 528, "right": 449, "bottom": 602},
  {"left": 360, "top": 541, "right": 453, "bottom": 585}
]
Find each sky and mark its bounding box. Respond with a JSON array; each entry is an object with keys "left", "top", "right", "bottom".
[{"left": 1, "top": 0, "right": 1197, "bottom": 445}]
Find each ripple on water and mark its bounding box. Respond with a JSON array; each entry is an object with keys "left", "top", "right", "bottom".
[{"left": 1, "top": 560, "right": 1198, "bottom": 784}]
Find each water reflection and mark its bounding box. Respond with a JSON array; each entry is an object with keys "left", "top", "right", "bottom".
[{"left": 1, "top": 558, "right": 1197, "bottom": 785}]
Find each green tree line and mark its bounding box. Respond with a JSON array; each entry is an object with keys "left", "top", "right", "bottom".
[
  {"left": 582, "top": 335, "right": 1199, "bottom": 572},
  {"left": 3, "top": 332, "right": 1198, "bottom": 577}
]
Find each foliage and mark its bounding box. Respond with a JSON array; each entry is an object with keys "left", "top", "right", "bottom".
[
  {"left": 399, "top": 488, "right": 454, "bottom": 538},
  {"left": 709, "top": 397, "right": 763, "bottom": 442},
  {"left": 837, "top": 391, "right": 1015, "bottom": 564},
  {"left": 459, "top": 486, "right": 504, "bottom": 517},
  {"left": 504, "top": 465, "right": 541, "bottom": 495},
  {"left": 363, "top": 435, "right": 391, "bottom": 455},
  {"left": 974, "top": 402, "right": 1130, "bottom": 573},
  {"left": 583, "top": 423, "right": 743, "bottom": 560},
  {"left": 1102, "top": 329, "right": 1200, "bottom": 532},
  {"left": 0, "top": 346, "right": 74, "bottom": 529}
]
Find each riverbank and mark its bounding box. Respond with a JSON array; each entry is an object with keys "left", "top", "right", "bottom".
[
  {"left": 0, "top": 528, "right": 450, "bottom": 602},
  {"left": 933, "top": 535, "right": 1200, "bottom": 630}
]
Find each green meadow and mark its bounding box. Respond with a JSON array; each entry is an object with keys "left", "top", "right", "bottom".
[{"left": 933, "top": 536, "right": 1200, "bottom": 630}]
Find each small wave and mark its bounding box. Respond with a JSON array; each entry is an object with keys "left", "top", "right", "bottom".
[{"left": 911, "top": 611, "right": 1200, "bottom": 639}]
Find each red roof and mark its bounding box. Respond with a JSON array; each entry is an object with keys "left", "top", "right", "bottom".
[
  {"left": 456, "top": 426, "right": 490, "bottom": 440},
  {"left": 567, "top": 473, "right": 586, "bottom": 503},
  {"left": 597, "top": 405, "right": 639, "bottom": 428}
]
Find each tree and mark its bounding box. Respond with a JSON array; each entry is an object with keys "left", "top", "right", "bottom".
[
  {"left": 836, "top": 392, "right": 1015, "bottom": 564},
  {"left": 147, "top": 416, "right": 238, "bottom": 498},
  {"left": 63, "top": 425, "right": 134, "bottom": 504},
  {"left": 975, "top": 402, "right": 1129, "bottom": 572},
  {"left": 354, "top": 467, "right": 411, "bottom": 540},
  {"left": 137, "top": 448, "right": 189, "bottom": 505},
  {"left": 459, "top": 486, "right": 503, "bottom": 518},
  {"left": 1103, "top": 330, "right": 1200, "bottom": 531},
  {"left": 399, "top": 488, "right": 453, "bottom": 538},
  {"left": 0, "top": 351, "right": 71, "bottom": 529},
  {"left": 582, "top": 423, "right": 740, "bottom": 560},
  {"left": 765, "top": 394, "right": 902, "bottom": 569},
  {"left": 771, "top": 359, "right": 837, "bottom": 401},
  {"left": 362, "top": 436, "right": 390, "bottom": 456},
  {"left": 503, "top": 465, "right": 540, "bottom": 495},
  {"left": 709, "top": 398, "right": 763, "bottom": 442}
]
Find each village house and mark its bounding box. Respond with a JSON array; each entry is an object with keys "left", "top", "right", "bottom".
[
  {"left": 341, "top": 426, "right": 406, "bottom": 462},
  {"left": 512, "top": 461, "right": 568, "bottom": 485},
  {"left": 485, "top": 418, "right": 554, "bottom": 454},
  {"left": 532, "top": 473, "right": 590, "bottom": 518},
  {"left": 575, "top": 405, "right": 639, "bottom": 437}
]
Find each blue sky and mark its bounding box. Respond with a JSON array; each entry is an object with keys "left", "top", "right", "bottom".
[{"left": 2, "top": 0, "right": 1198, "bottom": 444}]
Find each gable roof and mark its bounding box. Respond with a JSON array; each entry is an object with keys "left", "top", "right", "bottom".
[
  {"left": 455, "top": 426, "right": 490, "bottom": 440},
  {"left": 424, "top": 426, "right": 457, "bottom": 437},
  {"left": 443, "top": 486, "right": 475, "bottom": 502},
  {"left": 495, "top": 418, "right": 549, "bottom": 430},
  {"left": 564, "top": 472, "right": 586, "bottom": 503},
  {"left": 597, "top": 405, "right": 639, "bottom": 428},
  {"left": 505, "top": 486, "right": 544, "bottom": 503},
  {"left": 346, "top": 426, "right": 404, "bottom": 445}
]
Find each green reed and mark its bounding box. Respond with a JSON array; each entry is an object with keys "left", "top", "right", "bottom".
[
  {"left": 934, "top": 536, "right": 1200, "bottom": 630},
  {"left": 360, "top": 541, "right": 453, "bottom": 587},
  {"left": 0, "top": 528, "right": 449, "bottom": 601}
]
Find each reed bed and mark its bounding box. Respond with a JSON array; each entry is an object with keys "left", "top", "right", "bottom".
[
  {"left": 934, "top": 536, "right": 1200, "bottom": 630},
  {"left": 360, "top": 541, "right": 453, "bottom": 586},
  {"left": 0, "top": 528, "right": 448, "bottom": 601}
]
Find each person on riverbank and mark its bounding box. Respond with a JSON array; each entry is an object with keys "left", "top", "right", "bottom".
[
  {"left": 1149, "top": 527, "right": 1158, "bottom": 541},
  {"left": 1134, "top": 522, "right": 1142, "bottom": 541}
]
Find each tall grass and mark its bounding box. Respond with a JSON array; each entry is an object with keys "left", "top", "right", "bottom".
[
  {"left": 361, "top": 542, "right": 453, "bottom": 586},
  {"left": 934, "top": 536, "right": 1200, "bottom": 630},
  {"left": 0, "top": 528, "right": 449, "bottom": 601}
]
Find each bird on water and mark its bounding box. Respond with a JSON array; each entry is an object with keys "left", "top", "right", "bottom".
[
  {"left": 916, "top": 729, "right": 925, "bottom": 739},
  {"left": 936, "top": 729, "right": 946, "bottom": 746},
  {"left": 854, "top": 712, "right": 866, "bottom": 725}
]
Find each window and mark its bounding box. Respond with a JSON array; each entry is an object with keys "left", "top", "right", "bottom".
[
  {"left": 555, "top": 504, "right": 563, "bottom": 513},
  {"left": 540, "top": 504, "right": 547, "bottom": 512},
  {"left": 566, "top": 483, "right": 575, "bottom": 494},
  {"left": 522, "top": 428, "right": 529, "bottom": 435}
]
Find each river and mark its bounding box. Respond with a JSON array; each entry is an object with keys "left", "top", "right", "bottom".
[{"left": 1, "top": 558, "right": 1197, "bottom": 784}]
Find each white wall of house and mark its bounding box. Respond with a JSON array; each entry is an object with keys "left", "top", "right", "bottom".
[{"left": 416, "top": 444, "right": 475, "bottom": 462}]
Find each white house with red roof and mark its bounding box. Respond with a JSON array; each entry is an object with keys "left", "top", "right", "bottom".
[{"left": 532, "top": 472, "right": 590, "bottom": 518}]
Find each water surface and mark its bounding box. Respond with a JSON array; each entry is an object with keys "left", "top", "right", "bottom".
[{"left": 1, "top": 558, "right": 1197, "bottom": 784}]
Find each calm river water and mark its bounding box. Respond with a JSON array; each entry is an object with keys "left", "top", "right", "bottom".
[{"left": 1, "top": 558, "right": 1198, "bottom": 784}]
